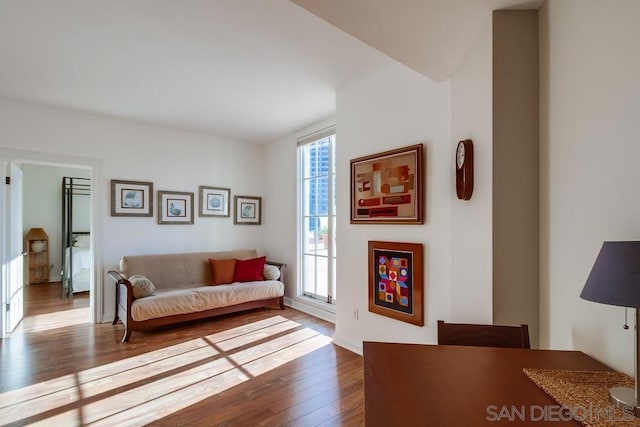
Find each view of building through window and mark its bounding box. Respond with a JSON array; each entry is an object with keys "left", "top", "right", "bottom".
[{"left": 299, "top": 133, "right": 336, "bottom": 304}]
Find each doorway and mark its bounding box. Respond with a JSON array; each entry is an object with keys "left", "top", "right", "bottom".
[
  {"left": 1, "top": 150, "right": 102, "bottom": 337},
  {"left": 23, "top": 164, "right": 91, "bottom": 305}
]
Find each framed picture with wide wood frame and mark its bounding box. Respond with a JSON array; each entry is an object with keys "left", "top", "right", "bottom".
[
  {"left": 368, "top": 240, "right": 424, "bottom": 326},
  {"left": 158, "top": 190, "right": 194, "bottom": 224},
  {"left": 350, "top": 144, "right": 424, "bottom": 224},
  {"left": 111, "top": 179, "right": 153, "bottom": 217}
]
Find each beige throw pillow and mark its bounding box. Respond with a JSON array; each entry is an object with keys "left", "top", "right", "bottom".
[{"left": 129, "top": 274, "right": 155, "bottom": 298}]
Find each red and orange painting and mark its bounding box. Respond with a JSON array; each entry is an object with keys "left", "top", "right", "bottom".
[{"left": 350, "top": 144, "right": 423, "bottom": 224}]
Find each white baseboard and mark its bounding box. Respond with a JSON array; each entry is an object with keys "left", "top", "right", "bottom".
[
  {"left": 102, "top": 312, "right": 114, "bottom": 324},
  {"left": 284, "top": 297, "right": 335, "bottom": 324},
  {"left": 332, "top": 335, "right": 363, "bottom": 356}
]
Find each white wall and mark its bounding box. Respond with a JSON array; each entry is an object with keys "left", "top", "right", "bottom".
[
  {"left": 263, "top": 128, "right": 299, "bottom": 298},
  {"left": 22, "top": 164, "right": 91, "bottom": 282},
  {"left": 333, "top": 63, "right": 452, "bottom": 353},
  {"left": 541, "top": 0, "right": 640, "bottom": 374},
  {"left": 264, "top": 52, "right": 498, "bottom": 356},
  {"left": 450, "top": 16, "right": 494, "bottom": 323},
  {"left": 0, "top": 97, "right": 268, "bottom": 322}
]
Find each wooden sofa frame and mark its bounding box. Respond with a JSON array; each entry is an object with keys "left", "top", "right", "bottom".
[{"left": 108, "top": 261, "right": 285, "bottom": 343}]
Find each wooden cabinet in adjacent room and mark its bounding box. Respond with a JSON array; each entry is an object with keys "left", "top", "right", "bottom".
[{"left": 24, "top": 227, "right": 50, "bottom": 284}]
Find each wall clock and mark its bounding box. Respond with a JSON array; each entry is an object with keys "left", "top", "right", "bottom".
[{"left": 456, "top": 139, "right": 474, "bottom": 200}]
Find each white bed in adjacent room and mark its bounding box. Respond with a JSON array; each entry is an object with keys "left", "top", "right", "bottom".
[
  {"left": 64, "top": 239, "right": 91, "bottom": 293},
  {"left": 62, "top": 176, "right": 91, "bottom": 297}
]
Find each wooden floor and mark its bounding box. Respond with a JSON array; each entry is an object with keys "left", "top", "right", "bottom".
[{"left": 0, "top": 282, "right": 364, "bottom": 426}]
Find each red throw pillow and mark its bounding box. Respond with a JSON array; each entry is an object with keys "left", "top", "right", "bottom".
[
  {"left": 209, "top": 258, "right": 236, "bottom": 285},
  {"left": 233, "top": 256, "right": 266, "bottom": 282}
]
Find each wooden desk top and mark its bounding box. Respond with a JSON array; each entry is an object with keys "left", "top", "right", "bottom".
[{"left": 363, "top": 342, "right": 611, "bottom": 426}]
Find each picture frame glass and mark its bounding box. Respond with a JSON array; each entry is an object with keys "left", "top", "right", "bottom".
[
  {"left": 373, "top": 248, "right": 415, "bottom": 315},
  {"left": 166, "top": 198, "right": 186, "bottom": 218}
]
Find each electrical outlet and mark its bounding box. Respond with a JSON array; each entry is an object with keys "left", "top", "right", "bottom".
[{"left": 353, "top": 308, "right": 359, "bottom": 321}]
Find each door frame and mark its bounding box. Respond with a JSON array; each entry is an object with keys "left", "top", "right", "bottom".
[
  {"left": 0, "top": 148, "right": 104, "bottom": 333},
  {"left": 2, "top": 162, "right": 24, "bottom": 334}
]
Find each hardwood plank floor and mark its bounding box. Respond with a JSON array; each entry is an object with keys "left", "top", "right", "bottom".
[{"left": 0, "top": 282, "right": 364, "bottom": 426}]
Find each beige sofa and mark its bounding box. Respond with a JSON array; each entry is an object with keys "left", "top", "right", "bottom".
[{"left": 108, "top": 249, "right": 285, "bottom": 342}]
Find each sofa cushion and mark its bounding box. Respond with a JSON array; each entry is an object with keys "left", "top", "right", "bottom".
[
  {"left": 120, "top": 249, "right": 258, "bottom": 289},
  {"left": 129, "top": 274, "right": 155, "bottom": 298},
  {"left": 234, "top": 256, "right": 266, "bottom": 282},
  {"left": 209, "top": 258, "right": 236, "bottom": 285},
  {"left": 130, "top": 280, "right": 284, "bottom": 322}
]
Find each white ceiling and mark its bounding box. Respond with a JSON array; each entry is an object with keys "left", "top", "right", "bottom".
[
  {"left": 0, "top": 0, "right": 541, "bottom": 144},
  {"left": 0, "top": 0, "right": 392, "bottom": 143}
]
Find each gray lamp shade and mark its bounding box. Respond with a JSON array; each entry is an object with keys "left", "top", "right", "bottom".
[{"left": 580, "top": 241, "right": 640, "bottom": 309}]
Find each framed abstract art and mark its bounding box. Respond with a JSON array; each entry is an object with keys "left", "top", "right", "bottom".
[
  {"left": 368, "top": 240, "right": 424, "bottom": 326},
  {"left": 350, "top": 144, "right": 424, "bottom": 224}
]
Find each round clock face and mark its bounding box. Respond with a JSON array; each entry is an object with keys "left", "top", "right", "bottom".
[{"left": 456, "top": 142, "right": 465, "bottom": 169}]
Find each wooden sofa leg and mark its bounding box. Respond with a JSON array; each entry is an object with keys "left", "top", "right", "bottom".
[
  {"left": 121, "top": 329, "right": 132, "bottom": 343},
  {"left": 279, "top": 297, "right": 285, "bottom": 310}
]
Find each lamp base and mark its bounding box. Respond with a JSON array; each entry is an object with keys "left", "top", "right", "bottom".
[{"left": 609, "top": 387, "right": 640, "bottom": 417}]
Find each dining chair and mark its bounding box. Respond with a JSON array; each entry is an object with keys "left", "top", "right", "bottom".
[{"left": 437, "top": 320, "right": 531, "bottom": 349}]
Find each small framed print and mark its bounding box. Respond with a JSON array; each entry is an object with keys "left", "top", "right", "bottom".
[
  {"left": 199, "top": 186, "right": 230, "bottom": 217},
  {"left": 234, "top": 195, "right": 262, "bottom": 225},
  {"left": 158, "top": 191, "right": 194, "bottom": 224},
  {"left": 111, "top": 179, "right": 153, "bottom": 217}
]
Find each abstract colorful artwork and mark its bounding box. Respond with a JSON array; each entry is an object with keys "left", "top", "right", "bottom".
[
  {"left": 368, "top": 241, "right": 424, "bottom": 326},
  {"left": 351, "top": 144, "right": 424, "bottom": 224}
]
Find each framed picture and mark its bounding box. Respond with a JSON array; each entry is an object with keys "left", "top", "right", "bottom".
[
  {"left": 368, "top": 241, "right": 423, "bottom": 326},
  {"left": 111, "top": 179, "right": 153, "bottom": 217},
  {"left": 199, "top": 186, "right": 230, "bottom": 217},
  {"left": 234, "top": 195, "right": 262, "bottom": 225},
  {"left": 350, "top": 144, "right": 424, "bottom": 224},
  {"left": 158, "top": 191, "right": 194, "bottom": 224}
]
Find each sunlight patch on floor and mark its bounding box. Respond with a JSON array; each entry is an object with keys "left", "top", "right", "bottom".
[
  {"left": 19, "top": 307, "right": 90, "bottom": 333},
  {"left": 0, "top": 315, "right": 333, "bottom": 426}
]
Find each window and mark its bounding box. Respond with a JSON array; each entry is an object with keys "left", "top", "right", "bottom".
[{"left": 298, "top": 127, "right": 336, "bottom": 305}]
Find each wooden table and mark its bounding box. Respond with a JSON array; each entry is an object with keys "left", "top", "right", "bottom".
[{"left": 363, "top": 342, "right": 611, "bottom": 426}]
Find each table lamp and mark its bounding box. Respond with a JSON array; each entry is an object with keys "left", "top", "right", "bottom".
[{"left": 580, "top": 241, "right": 640, "bottom": 416}]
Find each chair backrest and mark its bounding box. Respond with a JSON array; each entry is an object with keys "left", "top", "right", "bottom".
[{"left": 437, "top": 320, "right": 531, "bottom": 349}]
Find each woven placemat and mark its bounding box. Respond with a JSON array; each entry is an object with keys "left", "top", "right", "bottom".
[{"left": 523, "top": 368, "right": 640, "bottom": 426}]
